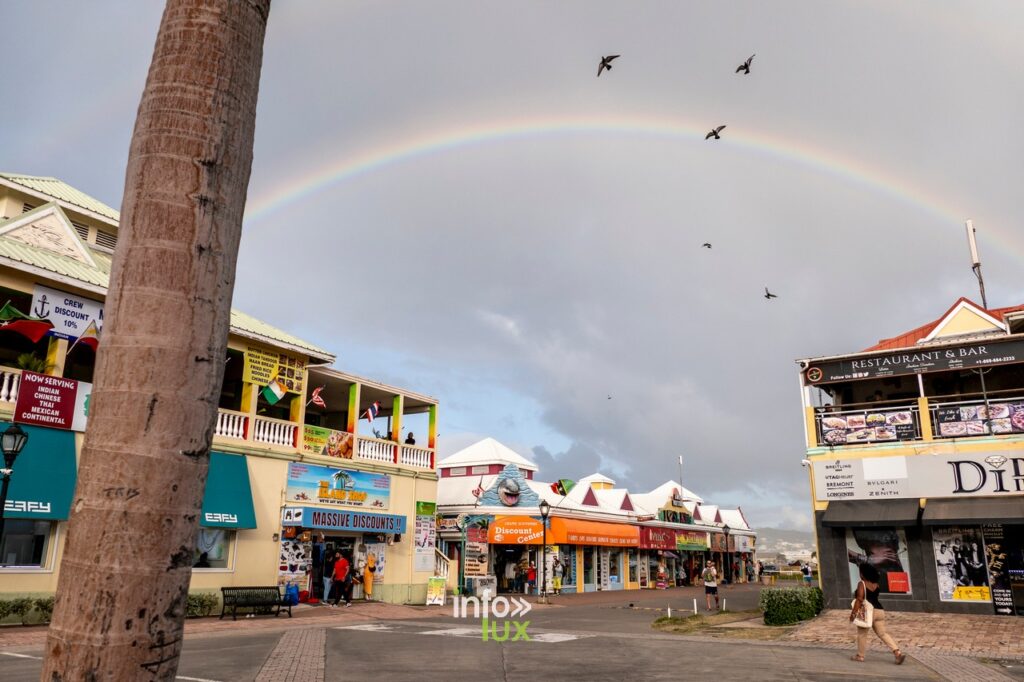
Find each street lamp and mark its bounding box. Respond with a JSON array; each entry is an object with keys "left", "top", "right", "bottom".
[
  {"left": 455, "top": 513, "right": 468, "bottom": 597},
  {"left": 539, "top": 499, "right": 550, "bottom": 603},
  {"left": 0, "top": 423, "right": 29, "bottom": 563},
  {"left": 722, "top": 523, "right": 731, "bottom": 585}
]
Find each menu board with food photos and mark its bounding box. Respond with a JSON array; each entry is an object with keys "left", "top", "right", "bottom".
[
  {"left": 818, "top": 409, "right": 917, "bottom": 445},
  {"left": 243, "top": 345, "right": 306, "bottom": 395},
  {"left": 934, "top": 401, "right": 1024, "bottom": 438}
]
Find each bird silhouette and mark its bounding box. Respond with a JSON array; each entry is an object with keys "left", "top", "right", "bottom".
[
  {"left": 764, "top": 287, "right": 778, "bottom": 300},
  {"left": 701, "top": 243, "right": 712, "bottom": 249},
  {"left": 597, "top": 55, "right": 620, "bottom": 77},
  {"left": 607, "top": 395, "right": 612, "bottom": 400},
  {"left": 705, "top": 125, "right": 726, "bottom": 140},
  {"left": 736, "top": 54, "right": 755, "bottom": 74}
]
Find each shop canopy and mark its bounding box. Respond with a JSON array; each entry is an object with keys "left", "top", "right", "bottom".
[
  {"left": 3, "top": 423, "right": 76, "bottom": 520},
  {"left": 549, "top": 518, "right": 639, "bottom": 547},
  {"left": 821, "top": 499, "right": 920, "bottom": 527},
  {"left": 921, "top": 497, "right": 1024, "bottom": 525},
  {"left": 200, "top": 452, "right": 257, "bottom": 529}
]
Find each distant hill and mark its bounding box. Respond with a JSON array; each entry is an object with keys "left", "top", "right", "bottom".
[{"left": 755, "top": 528, "right": 816, "bottom": 558}]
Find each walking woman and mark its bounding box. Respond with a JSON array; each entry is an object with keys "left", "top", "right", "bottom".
[{"left": 849, "top": 563, "right": 906, "bottom": 664}]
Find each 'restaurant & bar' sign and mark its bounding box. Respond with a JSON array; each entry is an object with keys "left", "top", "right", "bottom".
[{"left": 805, "top": 338, "right": 1024, "bottom": 385}]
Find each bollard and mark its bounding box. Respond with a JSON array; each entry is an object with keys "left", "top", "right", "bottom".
[
  {"left": 723, "top": 598, "right": 727, "bottom": 612},
  {"left": 693, "top": 598, "right": 697, "bottom": 615},
  {"left": 667, "top": 605, "right": 671, "bottom": 618}
]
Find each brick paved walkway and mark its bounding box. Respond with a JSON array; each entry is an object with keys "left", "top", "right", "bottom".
[
  {"left": 786, "top": 609, "right": 1024, "bottom": 660},
  {"left": 910, "top": 649, "right": 1015, "bottom": 681},
  {"left": 254, "top": 628, "right": 325, "bottom": 682},
  {"left": 0, "top": 601, "right": 435, "bottom": 649}
]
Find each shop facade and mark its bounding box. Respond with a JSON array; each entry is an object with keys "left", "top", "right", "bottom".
[{"left": 800, "top": 297, "right": 1024, "bottom": 615}]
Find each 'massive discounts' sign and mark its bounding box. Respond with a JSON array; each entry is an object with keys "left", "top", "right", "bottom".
[{"left": 14, "top": 371, "right": 90, "bottom": 431}]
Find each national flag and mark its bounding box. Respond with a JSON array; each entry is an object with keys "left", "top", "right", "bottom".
[
  {"left": 363, "top": 400, "right": 380, "bottom": 424},
  {"left": 471, "top": 476, "right": 485, "bottom": 499},
  {"left": 67, "top": 319, "right": 100, "bottom": 353},
  {"left": 550, "top": 479, "right": 576, "bottom": 496},
  {"left": 261, "top": 377, "right": 287, "bottom": 405},
  {"left": 0, "top": 301, "right": 53, "bottom": 343},
  {"left": 307, "top": 385, "right": 326, "bottom": 408}
]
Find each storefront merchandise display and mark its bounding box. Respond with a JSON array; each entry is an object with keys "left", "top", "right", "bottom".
[{"left": 932, "top": 526, "right": 991, "bottom": 602}]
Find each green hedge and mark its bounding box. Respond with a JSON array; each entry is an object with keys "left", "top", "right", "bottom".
[
  {"left": 0, "top": 594, "right": 217, "bottom": 625},
  {"left": 759, "top": 586, "right": 824, "bottom": 626}
]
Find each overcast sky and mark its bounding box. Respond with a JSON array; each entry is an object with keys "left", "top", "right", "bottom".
[{"left": 4, "top": 2, "right": 1024, "bottom": 530}]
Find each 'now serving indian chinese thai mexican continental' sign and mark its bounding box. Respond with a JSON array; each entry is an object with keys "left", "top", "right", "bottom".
[
  {"left": 14, "top": 371, "right": 91, "bottom": 431},
  {"left": 812, "top": 452, "right": 1024, "bottom": 501},
  {"left": 804, "top": 338, "right": 1024, "bottom": 384}
]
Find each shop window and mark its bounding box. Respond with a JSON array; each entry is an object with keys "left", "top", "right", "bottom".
[
  {"left": 0, "top": 519, "right": 52, "bottom": 567},
  {"left": 63, "top": 343, "right": 96, "bottom": 383},
  {"left": 218, "top": 349, "right": 245, "bottom": 412},
  {"left": 608, "top": 549, "right": 622, "bottom": 584},
  {"left": 582, "top": 549, "right": 594, "bottom": 584},
  {"left": 628, "top": 550, "right": 637, "bottom": 582},
  {"left": 193, "top": 528, "right": 234, "bottom": 570},
  {"left": 846, "top": 527, "right": 912, "bottom": 595}
]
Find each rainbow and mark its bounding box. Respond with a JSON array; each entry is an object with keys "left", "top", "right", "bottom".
[{"left": 242, "top": 114, "right": 1002, "bottom": 246}]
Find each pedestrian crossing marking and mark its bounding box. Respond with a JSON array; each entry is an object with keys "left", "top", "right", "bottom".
[{"left": 333, "top": 623, "right": 395, "bottom": 632}]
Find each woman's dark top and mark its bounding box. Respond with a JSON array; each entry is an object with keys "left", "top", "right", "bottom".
[{"left": 856, "top": 581, "right": 884, "bottom": 610}]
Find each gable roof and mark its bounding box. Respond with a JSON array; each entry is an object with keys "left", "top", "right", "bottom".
[
  {"left": 0, "top": 203, "right": 97, "bottom": 268},
  {"left": 438, "top": 437, "right": 538, "bottom": 471},
  {"left": 865, "top": 297, "right": 1022, "bottom": 352},
  {"left": 1, "top": 172, "right": 120, "bottom": 223}
]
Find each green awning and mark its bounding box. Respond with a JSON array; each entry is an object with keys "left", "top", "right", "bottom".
[
  {"left": 200, "top": 452, "right": 256, "bottom": 529},
  {"left": 3, "top": 423, "right": 77, "bottom": 520}
]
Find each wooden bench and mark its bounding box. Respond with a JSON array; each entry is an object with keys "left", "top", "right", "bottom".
[{"left": 219, "top": 586, "right": 292, "bottom": 620}]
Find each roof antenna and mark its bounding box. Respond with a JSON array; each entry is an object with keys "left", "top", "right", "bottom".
[{"left": 965, "top": 220, "right": 988, "bottom": 309}]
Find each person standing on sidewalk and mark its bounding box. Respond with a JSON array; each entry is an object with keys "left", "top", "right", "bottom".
[
  {"left": 322, "top": 548, "right": 336, "bottom": 604},
  {"left": 702, "top": 560, "right": 720, "bottom": 611},
  {"left": 552, "top": 557, "right": 564, "bottom": 595},
  {"left": 331, "top": 552, "right": 350, "bottom": 607},
  {"left": 849, "top": 563, "right": 906, "bottom": 665}
]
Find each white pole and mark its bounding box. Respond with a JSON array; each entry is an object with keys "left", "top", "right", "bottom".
[
  {"left": 667, "top": 605, "right": 671, "bottom": 618},
  {"left": 723, "top": 598, "right": 727, "bottom": 612},
  {"left": 693, "top": 598, "right": 697, "bottom": 615}
]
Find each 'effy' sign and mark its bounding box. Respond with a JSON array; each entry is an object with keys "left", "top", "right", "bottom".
[{"left": 812, "top": 452, "right": 1024, "bottom": 501}]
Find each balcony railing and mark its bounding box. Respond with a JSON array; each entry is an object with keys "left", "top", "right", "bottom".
[
  {"left": 252, "top": 415, "right": 297, "bottom": 448},
  {"left": 0, "top": 367, "right": 21, "bottom": 403},
  {"left": 215, "top": 409, "right": 249, "bottom": 440},
  {"left": 814, "top": 404, "right": 922, "bottom": 447},
  {"left": 929, "top": 396, "right": 1024, "bottom": 439},
  {"left": 435, "top": 548, "right": 451, "bottom": 579},
  {"left": 400, "top": 444, "right": 432, "bottom": 468},
  {"left": 212, "top": 408, "right": 435, "bottom": 468},
  {"left": 356, "top": 436, "right": 395, "bottom": 464}
]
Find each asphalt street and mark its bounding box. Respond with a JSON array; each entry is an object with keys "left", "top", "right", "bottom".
[{"left": 0, "top": 586, "right": 943, "bottom": 682}]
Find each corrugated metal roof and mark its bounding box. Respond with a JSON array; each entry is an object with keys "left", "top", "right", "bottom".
[
  {"left": 0, "top": 172, "right": 120, "bottom": 222},
  {"left": 0, "top": 237, "right": 110, "bottom": 288},
  {"left": 228, "top": 309, "right": 332, "bottom": 359},
  {"left": 864, "top": 297, "right": 1024, "bottom": 352}
]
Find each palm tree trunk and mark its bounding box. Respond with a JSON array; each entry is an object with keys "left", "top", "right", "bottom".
[{"left": 42, "top": 1, "right": 271, "bottom": 679}]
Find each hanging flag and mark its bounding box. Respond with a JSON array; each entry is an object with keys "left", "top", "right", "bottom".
[
  {"left": 471, "top": 476, "right": 485, "bottom": 499},
  {"left": 306, "top": 385, "right": 326, "bottom": 408},
  {"left": 550, "top": 479, "right": 576, "bottom": 496},
  {"left": 67, "top": 319, "right": 100, "bottom": 354},
  {"left": 0, "top": 300, "right": 53, "bottom": 343},
  {"left": 261, "top": 376, "right": 287, "bottom": 405},
  {"left": 363, "top": 400, "right": 380, "bottom": 424}
]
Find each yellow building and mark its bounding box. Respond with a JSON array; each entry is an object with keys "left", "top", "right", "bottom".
[
  {"left": 0, "top": 173, "right": 442, "bottom": 610},
  {"left": 799, "top": 297, "right": 1024, "bottom": 615}
]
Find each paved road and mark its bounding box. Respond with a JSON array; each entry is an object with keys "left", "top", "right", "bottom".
[{"left": 0, "top": 585, "right": 943, "bottom": 682}]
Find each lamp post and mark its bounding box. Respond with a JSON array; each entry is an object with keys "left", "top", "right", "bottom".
[
  {"left": 722, "top": 523, "right": 731, "bottom": 586},
  {"left": 539, "top": 500, "right": 550, "bottom": 603},
  {"left": 0, "top": 423, "right": 29, "bottom": 563},
  {"left": 455, "top": 513, "right": 468, "bottom": 596}
]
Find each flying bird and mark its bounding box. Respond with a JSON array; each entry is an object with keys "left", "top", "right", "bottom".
[
  {"left": 701, "top": 243, "right": 712, "bottom": 249},
  {"left": 736, "top": 54, "right": 755, "bottom": 74},
  {"left": 764, "top": 287, "right": 778, "bottom": 300},
  {"left": 705, "top": 125, "right": 726, "bottom": 140},
  {"left": 597, "top": 55, "right": 620, "bottom": 77},
  {"left": 607, "top": 395, "right": 612, "bottom": 400}
]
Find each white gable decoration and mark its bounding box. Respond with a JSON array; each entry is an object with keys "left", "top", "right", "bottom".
[{"left": 0, "top": 203, "right": 97, "bottom": 267}]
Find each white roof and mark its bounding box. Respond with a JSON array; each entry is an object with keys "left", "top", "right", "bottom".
[
  {"left": 630, "top": 480, "right": 704, "bottom": 514},
  {"left": 696, "top": 504, "right": 718, "bottom": 523},
  {"left": 718, "top": 508, "right": 751, "bottom": 532},
  {"left": 437, "top": 437, "right": 538, "bottom": 472},
  {"left": 576, "top": 472, "right": 616, "bottom": 486}
]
